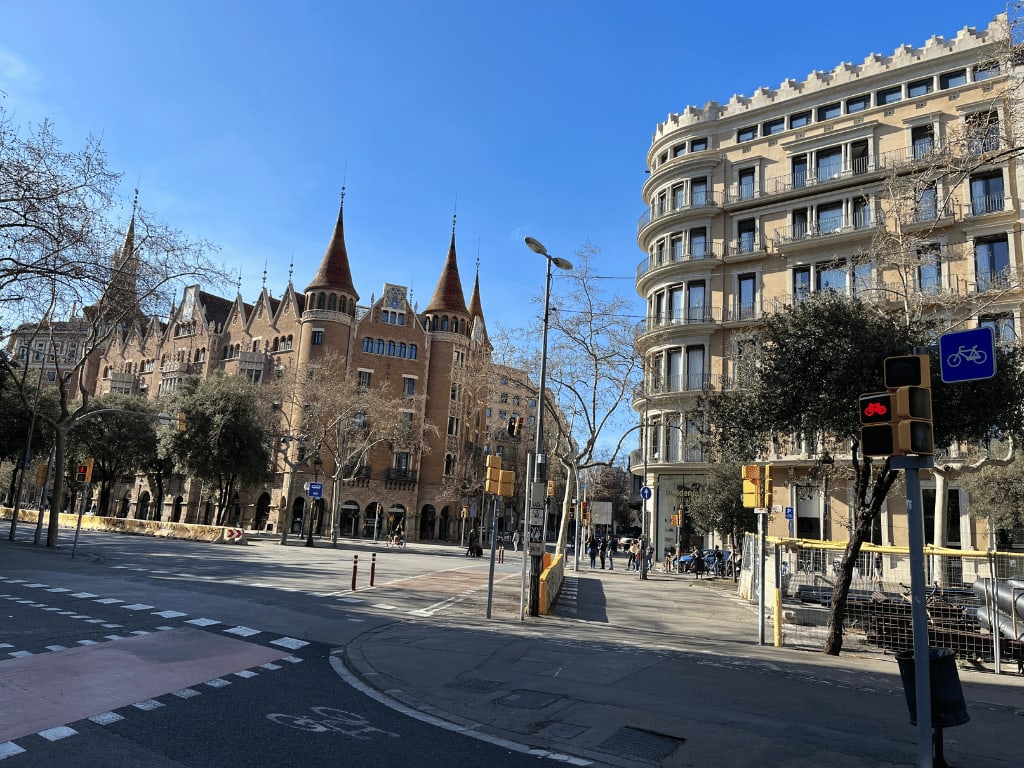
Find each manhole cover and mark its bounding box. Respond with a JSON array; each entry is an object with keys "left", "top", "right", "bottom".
[
  {"left": 598, "top": 726, "right": 684, "bottom": 761},
  {"left": 536, "top": 722, "right": 587, "bottom": 739}
]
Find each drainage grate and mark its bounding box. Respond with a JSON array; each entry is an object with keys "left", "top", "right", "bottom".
[{"left": 598, "top": 726, "right": 685, "bottom": 761}]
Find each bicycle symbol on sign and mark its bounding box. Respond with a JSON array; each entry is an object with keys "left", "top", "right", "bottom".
[
  {"left": 266, "top": 706, "right": 399, "bottom": 740},
  {"left": 945, "top": 344, "right": 988, "bottom": 368},
  {"left": 862, "top": 401, "right": 887, "bottom": 417}
]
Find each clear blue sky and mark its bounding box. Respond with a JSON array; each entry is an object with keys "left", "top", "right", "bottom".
[{"left": 0, "top": 1, "right": 1007, "bottom": 331}]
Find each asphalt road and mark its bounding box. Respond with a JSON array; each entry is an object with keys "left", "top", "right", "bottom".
[{"left": 0, "top": 531, "right": 555, "bottom": 767}]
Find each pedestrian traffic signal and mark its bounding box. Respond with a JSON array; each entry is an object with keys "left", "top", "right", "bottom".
[
  {"left": 741, "top": 464, "right": 761, "bottom": 508},
  {"left": 74, "top": 458, "right": 94, "bottom": 484}
]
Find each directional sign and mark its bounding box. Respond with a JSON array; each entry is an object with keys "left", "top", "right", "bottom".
[
  {"left": 785, "top": 506, "right": 794, "bottom": 520},
  {"left": 940, "top": 326, "right": 996, "bottom": 383},
  {"left": 307, "top": 482, "right": 323, "bottom": 499},
  {"left": 640, "top": 486, "right": 652, "bottom": 500}
]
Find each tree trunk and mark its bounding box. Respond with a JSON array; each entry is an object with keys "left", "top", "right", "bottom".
[{"left": 47, "top": 426, "right": 69, "bottom": 547}]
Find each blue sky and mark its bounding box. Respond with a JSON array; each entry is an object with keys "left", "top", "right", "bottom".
[{"left": 0, "top": 1, "right": 1007, "bottom": 332}]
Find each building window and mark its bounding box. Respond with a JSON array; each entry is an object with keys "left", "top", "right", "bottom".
[
  {"left": 737, "top": 125, "right": 757, "bottom": 143},
  {"left": 685, "top": 345, "right": 705, "bottom": 390},
  {"left": 408, "top": 345, "right": 417, "bottom": 360},
  {"left": 403, "top": 377, "right": 415, "bottom": 397},
  {"left": 793, "top": 266, "right": 811, "bottom": 302},
  {"left": 671, "top": 184, "right": 685, "bottom": 210},
  {"left": 792, "top": 155, "right": 807, "bottom": 188},
  {"left": 738, "top": 167, "right": 755, "bottom": 200},
  {"left": 670, "top": 233, "right": 683, "bottom": 261},
  {"left": 876, "top": 86, "right": 902, "bottom": 105},
  {"left": 397, "top": 342, "right": 407, "bottom": 357},
  {"left": 970, "top": 171, "right": 1004, "bottom": 215},
  {"left": 447, "top": 417, "right": 459, "bottom": 436},
  {"left": 816, "top": 201, "right": 843, "bottom": 234},
  {"left": 691, "top": 177, "right": 708, "bottom": 207},
  {"left": 686, "top": 282, "right": 706, "bottom": 323},
  {"left": 672, "top": 143, "right": 686, "bottom": 158},
  {"left": 737, "top": 218, "right": 756, "bottom": 254},
  {"left": 817, "top": 102, "right": 841, "bottom": 121},
  {"left": 915, "top": 183, "right": 938, "bottom": 222},
  {"left": 939, "top": 69, "right": 967, "bottom": 89},
  {"left": 974, "top": 235, "right": 1010, "bottom": 291},
  {"left": 311, "top": 329, "right": 324, "bottom": 345},
  {"left": 498, "top": 409, "right": 507, "bottom": 421},
  {"left": 911, "top": 124, "right": 934, "bottom": 159},
  {"left": 499, "top": 392, "right": 508, "bottom": 403},
  {"left": 980, "top": 314, "right": 1016, "bottom": 344},
  {"left": 444, "top": 454, "right": 455, "bottom": 475},
  {"left": 763, "top": 117, "right": 785, "bottom": 135},
  {"left": 358, "top": 370, "right": 372, "bottom": 389},
  {"left": 374, "top": 339, "right": 384, "bottom": 354},
  {"left": 908, "top": 78, "right": 933, "bottom": 98},
  {"left": 852, "top": 196, "right": 871, "bottom": 229},
  {"left": 917, "top": 245, "right": 942, "bottom": 295},
  {"left": 966, "top": 111, "right": 999, "bottom": 154},
  {"left": 792, "top": 208, "right": 808, "bottom": 239},
  {"left": 846, "top": 94, "right": 870, "bottom": 113},
  {"left": 816, "top": 259, "right": 847, "bottom": 293},
  {"left": 387, "top": 341, "right": 396, "bottom": 356},
  {"left": 973, "top": 62, "right": 1000, "bottom": 82},
  {"left": 816, "top": 147, "right": 842, "bottom": 181},
  {"left": 690, "top": 227, "right": 707, "bottom": 259},
  {"left": 853, "top": 263, "right": 873, "bottom": 296},
  {"left": 737, "top": 274, "right": 756, "bottom": 320},
  {"left": 690, "top": 137, "right": 707, "bottom": 152},
  {"left": 789, "top": 110, "right": 811, "bottom": 129}
]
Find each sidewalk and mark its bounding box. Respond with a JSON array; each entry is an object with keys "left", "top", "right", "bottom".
[{"left": 341, "top": 564, "right": 1024, "bottom": 768}]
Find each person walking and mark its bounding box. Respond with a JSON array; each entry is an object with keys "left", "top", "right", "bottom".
[
  {"left": 607, "top": 536, "right": 618, "bottom": 570},
  {"left": 599, "top": 537, "right": 607, "bottom": 569},
  {"left": 513, "top": 530, "right": 521, "bottom": 551},
  {"left": 712, "top": 544, "right": 724, "bottom": 576},
  {"left": 586, "top": 534, "right": 598, "bottom": 569}
]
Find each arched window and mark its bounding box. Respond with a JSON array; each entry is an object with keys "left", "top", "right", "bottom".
[
  {"left": 286, "top": 335, "right": 293, "bottom": 350},
  {"left": 397, "top": 342, "right": 406, "bottom": 358},
  {"left": 362, "top": 336, "right": 373, "bottom": 353},
  {"left": 408, "top": 344, "right": 418, "bottom": 360},
  {"left": 441, "top": 316, "right": 449, "bottom": 331},
  {"left": 328, "top": 294, "right": 337, "bottom": 311},
  {"left": 444, "top": 454, "right": 455, "bottom": 475},
  {"left": 375, "top": 339, "right": 385, "bottom": 354},
  {"left": 431, "top": 316, "right": 439, "bottom": 331},
  {"left": 317, "top": 292, "right": 326, "bottom": 309},
  {"left": 387, "top": 341, "right": 396, "bottom": 356}
]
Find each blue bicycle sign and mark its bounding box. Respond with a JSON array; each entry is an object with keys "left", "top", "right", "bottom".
[{"left": 939, "top": 327, "right": 996, "bottom": 383}]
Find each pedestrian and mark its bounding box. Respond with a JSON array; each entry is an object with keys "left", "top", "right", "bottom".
[
  {"left": 712, "top": 545, "right": 724, "bottom": 576},
  {"left": 691, "top": 547, "right": 705, "bottom": 579},
  {"left": 513, "top": 530, "right": 521, "bottom": 551},
  {"left": 586, "top": 534, "right": 598, "bottom": 569},
  {"left": 626, "top": 540, "right": 636, "bottom": 571},
  {"left": 873, "top": 552, "right": 883, "bottom": 587},
  {"left": 607, "top": 536, "right": 618, "bottom": 570},
  {"left": 599, "top": 537, "right": 607, "bottom": 569},
  {"left": 630, "top": 540, "right": 641, "bottom": 572}
]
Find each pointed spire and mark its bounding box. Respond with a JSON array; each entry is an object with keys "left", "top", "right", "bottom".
[
  {"left": 467, "top": 257, "right": 484, "bottom": 320},
  {"left": 305, "top": 187, "right": 359, "bottom": 300},
  {"left": 424, "top": 214, "right": 469, "bottom": 315}
]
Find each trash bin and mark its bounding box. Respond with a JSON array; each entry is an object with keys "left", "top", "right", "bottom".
[{"left": 895, "top": 648, "right": 970, "bottom": 728}]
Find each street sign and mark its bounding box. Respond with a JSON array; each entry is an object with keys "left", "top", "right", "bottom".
[
  {"left": 785, "top": 506, "right": 794, "bottom": 520},
  {"left": 307, "top": 482, "right": 323, "bottom": 499},
  {"left": 940, "top": 326, "right": 996, "bottom": 383},
  {"left": 640, "top": 486, "right": 652, "bottom": 500}
]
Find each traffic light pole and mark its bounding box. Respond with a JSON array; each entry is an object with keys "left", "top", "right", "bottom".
[{"left": 892, "top": 454, "right": 936, "bottom": 768}]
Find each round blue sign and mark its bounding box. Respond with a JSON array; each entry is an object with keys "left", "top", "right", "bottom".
[{"left": 640, "top": 486, "right": 652, "bottom": 500}]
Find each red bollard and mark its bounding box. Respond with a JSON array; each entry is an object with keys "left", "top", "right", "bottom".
[
  {"left": 370, "top": 552, "right": 376, "bottom": 586},
  {"left": 352, "top": 554, "right": 358, "bottom": 591},
  {"left": 498, "top": 544, "right": 504, "bottom": 564}
]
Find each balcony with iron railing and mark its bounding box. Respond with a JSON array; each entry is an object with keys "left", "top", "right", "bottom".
[
  {"left": 762, "top": 156, "right": 875, "bottom": 199},
  {"left": 966, "top": 192, "right": 1008, "bottom": 218},
  {"left": 636, "top": 240, "right": 725, "bottom": 279},
  {"left": 725, "top": 236, "right": 769, "bottom": 260},
  {"left": 773, "top": 209, "right": 880, "bottom": 249},
  {"left": 635, "top": 306, "right": 723, "bottom": 339},
  {"left": 637, "top": 193, "right": 723, "bottom": 237},
  {"left": 386, "top": 467, "right": 417, "bottom": 482}
]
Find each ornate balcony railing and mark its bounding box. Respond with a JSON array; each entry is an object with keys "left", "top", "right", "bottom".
[{"left": 637, "top": 241, "right": 725, "bottom": 278}]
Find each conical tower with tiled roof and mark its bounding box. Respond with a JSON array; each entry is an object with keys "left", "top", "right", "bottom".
[
  {"left": 422, "top": 216, "right": 470, "bottom": 338},
  {"left": 467, "top": 258, "right": 489, "bottom": 346},
  {"left": 298, "top": 188, "right": 359, "bottom": 373}
]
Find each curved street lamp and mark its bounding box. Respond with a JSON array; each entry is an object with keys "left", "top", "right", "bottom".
[{"left": 521, "top": 237, "right": 572, "bottom": 617}]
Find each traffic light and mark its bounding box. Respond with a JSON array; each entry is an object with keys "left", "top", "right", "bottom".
[
  {"left": 35, "top": 462, "right": 48, "bottom": 486},
  {"left": 546, "top": 480, "right": 555, "bottom": 497},
  {"left": 507, "top": 417, "right": 516, "bottom": 436},
  {"left": 859, "top": 392, "right": 895, "bottom": 457},
  {"left": 741, "top": 464, "right": 760, "bottom": 508},
  {"left": 74, "top": 458, "right": 94, "bottom": 484},
  {"left": 484, "top": 454, "right": 502, "bottom": 494},
  {"left": 513, "top": 416, "right": 524, "bottom": 437},
  {"left": 497, "top": 469, "right": 515, "bottom": 497},
  {"left": 581, "top": 500, "right": 589, "bottom": 522},
  {"left": 763, "top": 465, "right": 773, "bottom": 508},
  {"left": 858, "top": 354, "right": 933, "bottom": 456},
  {"left": 177, "top": 412, "right": 188, "bottom": 432}
]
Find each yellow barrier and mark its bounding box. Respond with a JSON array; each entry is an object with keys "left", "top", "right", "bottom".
[
  {"left": 538, "top": 553, "right": 565, "bottom": 615},
  {"left": 0, "top": 508, "right": 246, "bottom": 544}
]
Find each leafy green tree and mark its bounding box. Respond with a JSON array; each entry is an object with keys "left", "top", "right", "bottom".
[
  {"left": 685, "top": 459, "right": 755, "bottom": 552},
  {"left": 74, "top": 394, "right": 159, "bottom": 516},
  {"left": 701, "top": 292, "right": 1024, "bottom": 654},
  {"left": 959, "top": 453, "right": 1024, "bottom": 543},
  {"left": 160, "top": 374, "right": 274, "bottom": 525}
]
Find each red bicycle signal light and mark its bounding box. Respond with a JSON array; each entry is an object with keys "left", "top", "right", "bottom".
[{"left": 859, "top": 393, "right": 893, "bottom": 424}]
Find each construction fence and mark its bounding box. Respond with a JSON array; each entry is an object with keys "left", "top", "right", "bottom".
[{"left": 738, "top": 534, "right": 1024, "bottom": 667}]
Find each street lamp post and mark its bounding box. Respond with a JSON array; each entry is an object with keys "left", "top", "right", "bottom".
[{"left": 522, "top": 237, "right": 572, "bottom": 618}]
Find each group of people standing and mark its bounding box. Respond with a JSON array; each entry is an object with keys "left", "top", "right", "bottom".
[{"left": 584, "top": 535, "right": 654, "bottom": 572}]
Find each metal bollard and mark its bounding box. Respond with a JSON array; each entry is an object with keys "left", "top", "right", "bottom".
[
  {"left": 370, "top": 552, "right": 376, "bottom": 586},
  {"left": 498, "top": 544, "right": 504, "bottom": 564},
  {"left": 352, "top": 554, "right": 358, "bottom": 591}
]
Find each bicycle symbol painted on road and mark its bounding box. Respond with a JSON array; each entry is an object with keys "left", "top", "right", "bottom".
[
  {"left": 945, "top": 344, "right": 988, "bottom": 368},
  {"left": 266, "top": 706, "right": 399, "bottom": 740}
]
